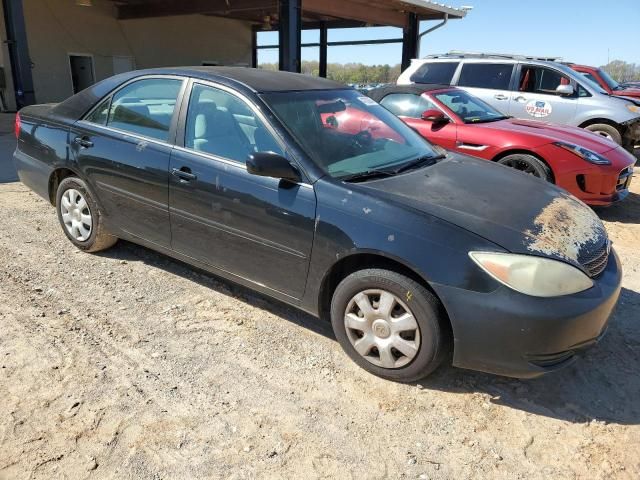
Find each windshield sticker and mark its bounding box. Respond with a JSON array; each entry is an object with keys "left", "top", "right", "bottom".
[
  {"left": 358, "top": 96, "right": 378, "bottom": 106},
  {"left": 525, "top": 100, "right": 553, "bottom": 118}
]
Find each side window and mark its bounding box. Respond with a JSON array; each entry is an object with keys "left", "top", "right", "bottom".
[
  {"left": 185, "top": 83, "right": 284, "bottom": 163},
  {"left": 409, "top": 62, "right": 459, "bottom": 85},
  {"left": 577, "top": 84, "right": 592, "bottom": 97},
  {"left": 457, "top": 63, "right": 513, "bottom": 90},
  {"left": 107, "top": 78, "right": 183, "bottom": 141},
  {"left": 85, "top": 97, "right": 110, "bottom": 125},
  {"left": 518, "top": 66, "right": 571, "bottom": 95},
  {"left": 380, "top": 93, "right": 438, "bottom": 119}
]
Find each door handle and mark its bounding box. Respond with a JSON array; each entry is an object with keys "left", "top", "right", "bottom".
[
  {"left": 494, "top": 94, "right": 509, "bottom": 100},
  {"left": 513, "top": 96, "right": 527, "bottom": 103},
  {"left": 172, "top": 167, "right": 197, "bottom": 182},
  {"left": 74, "top": 136, "right": 93, "bottom": 148}
]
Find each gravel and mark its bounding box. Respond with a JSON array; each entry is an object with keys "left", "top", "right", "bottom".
[{"left": 0, "top": 177, "right": 639, "bottom": 479}]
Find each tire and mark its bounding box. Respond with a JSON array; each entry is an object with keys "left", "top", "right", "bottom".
[
  {"left": 496, "top": 153, "right": 552, "bottom": 182},
  {"left": 56, "top": 176, "right": 117, "bottom": 252},
  {"left": 330, "top": 269, "right": 447, "bottom": 382},
  {"left": 584, "top": 123, "right": 622, "bottom": 145}
]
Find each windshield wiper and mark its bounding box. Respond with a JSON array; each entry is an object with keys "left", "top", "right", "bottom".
[
  {"left": 392, "top": 154, "right": 445, "bottom": 174},
  {"left": 339, "top": 169, "right": 395, "bottom": 183},
  {"left": 468, "top": 115, "right": 510, "bottom": 124}
]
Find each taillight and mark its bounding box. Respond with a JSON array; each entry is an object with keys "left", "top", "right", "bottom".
[{"left": 14, "top": 112, "right": 20, "bottom": 139}]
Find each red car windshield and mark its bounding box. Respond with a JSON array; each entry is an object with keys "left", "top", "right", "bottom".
[
  {"left": 598, "top": 69, "right": 622, "bottom": 91},
  {"left": 262, "top": 89, "right": 440, "bottom": 179},
  {"left": 433, "top": 90, "right": 509, "bottom": 124}
]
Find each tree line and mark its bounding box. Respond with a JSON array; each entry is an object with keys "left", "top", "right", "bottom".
[
  {"left": 600, "top": 60, "right": 640, "bottom": 83},
  {"left": 259, "top": 59, "right": 639, "bottom": 85},
  {"left": 259, "top": 61, "right": 402, "bottom": 84}
]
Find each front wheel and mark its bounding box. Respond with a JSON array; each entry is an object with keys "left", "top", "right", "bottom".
[
  {"left": 56, "top": 176, "right": 117, "bottom": 252},
  {"left": 330, "top": 269, "right": 446, "bottom": 382},
  {"left": 496, "top": 153, "right": 552, "bottom": 182}
]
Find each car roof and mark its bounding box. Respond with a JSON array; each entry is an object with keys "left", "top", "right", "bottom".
[
  {"left": 52, "top": 67, "right": 347, "bottom": 121},
  {"left": 367, "top": 84, "right": 452, "bottom": 102},
  {"left": 136, "top": 66, "right": 346, "bottom": 93}
]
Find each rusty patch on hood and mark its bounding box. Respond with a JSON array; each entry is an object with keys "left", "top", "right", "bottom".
[{"left": 524, "top": 195, "right": 606, "bottom": 263}]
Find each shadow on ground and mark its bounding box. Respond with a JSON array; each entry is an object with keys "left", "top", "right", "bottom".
[
  {"left": 595, "top": 191, "right": 640, "bottom": 224},
  {"left": 97, "top": 240, "right": 335, "bottom": 340},
  {"left": 420, "top": 286, "right": 640, "bottom": 425},
  {"left": 100, "top": 240, "right": 640, "bottom": 426}
]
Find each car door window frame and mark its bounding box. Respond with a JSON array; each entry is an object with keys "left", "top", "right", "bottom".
[
  {"left": 513, "top": 64, "right": 577, "bottom": 97},
  {"left": 174, "top": 79, "right": 310, "bottom": 184},
  {"left": 78, "top": 74, "right": 189, "bottom": 147}
]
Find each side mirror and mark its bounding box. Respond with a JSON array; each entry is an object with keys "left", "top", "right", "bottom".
[
  {"left": 246, "top": 152, "right": 301, "bottom": 182},
  {"left": 556, "top": 84, "right": 574, "bottom": 96},
  {"left": 421, "top": 109, "right": 448, "bottom": 123}
]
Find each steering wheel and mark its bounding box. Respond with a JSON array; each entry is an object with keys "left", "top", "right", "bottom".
[{"left": 351, "top": 129, "right": 373, "bottom": 149}]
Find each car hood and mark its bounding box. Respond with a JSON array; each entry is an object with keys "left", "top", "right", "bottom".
[
  {"left": 477, "top": 118, "right": 618, "bottom": 153},
  {"left": 614, "top": 87, "right": 640, "bottom": 98},
  {"left": 360, "top": 154, "right": 607, "bottom": 270}
]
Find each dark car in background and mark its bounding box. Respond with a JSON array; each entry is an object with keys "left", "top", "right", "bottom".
[{"left": 13, "top": 68, "right": 622, "bottom": 381}]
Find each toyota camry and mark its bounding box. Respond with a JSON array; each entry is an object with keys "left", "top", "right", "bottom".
[{"left": 13, "top": 67, "right": 622, "bottom": 381}]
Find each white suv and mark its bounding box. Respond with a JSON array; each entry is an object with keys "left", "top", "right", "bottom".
[{"left": 398, "top": 53, "right": 640, "bottom": 151}]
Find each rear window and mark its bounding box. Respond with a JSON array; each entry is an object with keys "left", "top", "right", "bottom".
[
  {"left": 410, "top": 62, "right": 458, "bottom": 85},
  {"left": 458, "top": 63, "right": 513, "bottom": 90},
  {"left": 380, "top": 93, "right": 438, "bottom": 119}
]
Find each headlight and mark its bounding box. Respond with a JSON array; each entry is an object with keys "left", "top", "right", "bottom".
[
  {"left": 553, "top": 141, "right": 611, "bottom": 165},
  {"left": 626, "top": 104, "right": 640, "bottom": 113},
  {"left": 469, "top": 252, "right": 593, "bottom": 297}
]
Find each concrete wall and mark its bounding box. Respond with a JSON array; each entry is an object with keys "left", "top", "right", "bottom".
[{"left": 17, "top": 0, "right": 252, "bottom": 104}]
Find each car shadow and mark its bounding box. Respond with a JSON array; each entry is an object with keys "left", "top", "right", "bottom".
[
  {"left": 420, "top": 286, "right": 640, "bottom": 425},
  {"left": 594, "top": 190, "right": 640, "bottom": 224},
  {"left": 99, "top": 241, "right": 639, "bottom": 425},
  {"left": 96, "top": 240, "right": 335, "bottom": 340}
]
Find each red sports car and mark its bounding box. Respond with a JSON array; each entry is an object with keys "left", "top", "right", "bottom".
[{"left": 361, "top": 85, "right": 636, "bottom": 206}]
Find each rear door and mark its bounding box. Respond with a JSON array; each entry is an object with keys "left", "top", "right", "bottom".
[
  {"left": 379, "top": 92, "right": 457, "bottom": 150},
  {"left": 71, "top": 76, "right": 186, "bottom": 248},
  {"left": 168, "top": 81, "right": 316, "bottom": 299},
  {"left": 508, "top": 64, "right": 578, "bottom": 125},
  {"left": 455, "top": 61, "right": 515, "bottom": 114}
]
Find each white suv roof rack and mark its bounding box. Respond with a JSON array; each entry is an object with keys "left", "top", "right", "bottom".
[{"left": 423, "top": 51, "right": 563, "bottom": 62}]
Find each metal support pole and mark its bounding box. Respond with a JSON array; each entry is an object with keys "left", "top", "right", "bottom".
[
  {"left": 278, "top": 0, "right": 301, "bottom": 73},
  {"left": 401, "top": 12, "right": 419, "bottom": 72},
  {"left": 319, "top": 22, "right": 328, "bottom": 78},
  {"left": 251, "top": 29, "right": 258, "bottom": 68},
  {"left": 3, "top": 0, "right": 35, "bottom": 108}
]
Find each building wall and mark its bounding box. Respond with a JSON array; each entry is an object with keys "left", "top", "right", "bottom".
[{"left": 19, "top": 0, "right": 252, "bottom": 104}]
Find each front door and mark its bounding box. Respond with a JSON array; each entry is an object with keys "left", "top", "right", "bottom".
[
  {"left": 508, "top": 64, "right": 578, "bottom": 125},
  {"left": 71, "top": 76, "right": 185, "bottom": 248},
  {"left": 168, "top": 82, "right": 316, "bottom": 299}
]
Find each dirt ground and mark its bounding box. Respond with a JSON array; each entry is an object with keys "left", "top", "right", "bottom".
[{"left": 0, "top": 171, "right": 639, "bottom": 480}]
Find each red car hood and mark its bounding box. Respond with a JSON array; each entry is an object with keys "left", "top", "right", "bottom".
[
  {"left": 477, "top": 118, "right": 619, "bottom": 153},
  {"left": 613, "top": 87, "right": 640, "bottom": 98}
]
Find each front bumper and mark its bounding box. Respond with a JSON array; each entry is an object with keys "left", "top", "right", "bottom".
[
  {"left": 433, "top": 249, "right": 622, "bottom": 378},
  {"left": 551, "top": 146, "right": 636, "bottom": 206}
]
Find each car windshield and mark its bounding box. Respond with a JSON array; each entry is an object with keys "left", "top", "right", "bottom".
[
  {"left": 261, "top": 89, "right": 440, "bottom": 180},
  {"left": 433, "top": 90, "right": 508, "bottom": 124},
  {"left": 598, "top": 69, "right": 622, "bottom": 90}
]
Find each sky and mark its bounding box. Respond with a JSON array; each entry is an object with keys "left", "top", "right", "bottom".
[{"left": 257, "top": 0, "right": 640, "bottom": 67}]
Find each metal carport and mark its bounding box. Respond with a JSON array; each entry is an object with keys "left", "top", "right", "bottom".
[{"left": 113, "top": 0, "right": 467, "bottom": 73}]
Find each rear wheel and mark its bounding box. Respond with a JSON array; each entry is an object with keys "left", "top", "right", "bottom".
[
  {"left": 584, "top": 123, "right": 622, "bottom": 145},
  {"left": 330, "top": 269, "right": 446, "bottom": 382},
  {"left": 497, "top": 153, "right": 552, "bottom": 182},
  {"left": 56, "top": 177, "right": 117, "bottom": 252}
]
